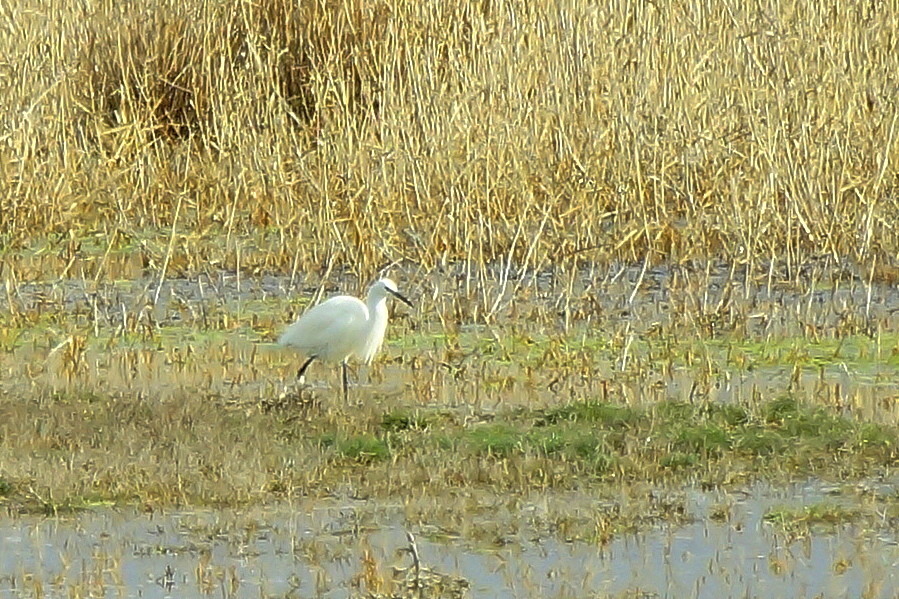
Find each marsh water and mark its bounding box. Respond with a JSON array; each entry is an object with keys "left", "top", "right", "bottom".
[
  {"left": 3, "top": 264, "right": 899, "bottom": 597},
  {"left": 2, "top": 479, "right": 899, "bottom": 599}
]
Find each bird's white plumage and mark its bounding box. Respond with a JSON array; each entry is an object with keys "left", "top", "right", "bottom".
[
  {"left": 279, "top": 278, "right": 412, "bottom": 378},
  {"left": 279, "top": 295, "right": 370, "bottom": 363}
]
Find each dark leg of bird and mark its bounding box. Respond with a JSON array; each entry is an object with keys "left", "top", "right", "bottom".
[
  {"left": 297, "top": 356, "right": 315, "bottom": 380},
  {"left": 341, "top": 361, "right": 349, "bottom": 402}
]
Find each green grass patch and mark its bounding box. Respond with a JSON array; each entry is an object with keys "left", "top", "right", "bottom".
[
  {"left": 857, "top": 422, "right": 896, "bottom": 448},
  {"left": 336, "top": 435, "right": 390, "bottom": 463},
  {"left": 733, "top": 426, "right": 787, "bottom": 456},
  {"left": 454, "top": 396, "right": 899, "bottom": 481},
  {"left": 671, "top": 423, "right": 730, "bottom": 454},
  {"left": 531, "top": 429, "right": 616, "bottom": 472},
  {"left": 316, "top": 433, "right": 391, "bottom": 463},
  {"left": 763, "top": 396, "right": 854, "bottom": 449},
  {"left": 466, "top": 424, "right": 521, "bottom": 457}
]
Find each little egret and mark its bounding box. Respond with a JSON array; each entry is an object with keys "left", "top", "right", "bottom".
[{"left": 278, "top": 278, "right": 413, "bottom": 401}]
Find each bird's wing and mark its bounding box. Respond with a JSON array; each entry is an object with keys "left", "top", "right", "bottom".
[{"left": 278, "top": 296, "right": 368, "bottom": 361}]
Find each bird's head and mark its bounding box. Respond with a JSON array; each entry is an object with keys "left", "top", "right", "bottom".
[{"left": 373, "top": 278, "right": 414, "bottom": 308}]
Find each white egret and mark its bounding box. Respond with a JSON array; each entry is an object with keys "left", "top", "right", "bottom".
[{"left": 278, "top": 278, "right": 413, "bottom": 400}]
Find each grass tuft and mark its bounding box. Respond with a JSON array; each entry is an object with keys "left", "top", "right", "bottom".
[
  {"left": 466, "top": 425, "right": 521, "bottom": 457},
  {"left": 337, "top": 435, "right": 390, "bottom": 463}
]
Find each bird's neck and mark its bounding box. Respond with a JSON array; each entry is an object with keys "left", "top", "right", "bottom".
[{"left": 366, "top": 294, "right": 387, "bottom": 321}]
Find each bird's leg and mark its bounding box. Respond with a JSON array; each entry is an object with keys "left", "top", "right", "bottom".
[
  {"left": 297, "top": 356, "right": 315, "bottom": 384},
  {"left": 341, "top": 361, "right": 349, "bottom": 402}
]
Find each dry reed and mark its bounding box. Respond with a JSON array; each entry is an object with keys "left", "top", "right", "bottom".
[{"left": 1, "top": 0, "right": 897, "bottom": 283}]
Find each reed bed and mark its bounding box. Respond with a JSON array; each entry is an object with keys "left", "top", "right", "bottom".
[{"left": 2, "top": 0, "right": 897, "bottom": 283}]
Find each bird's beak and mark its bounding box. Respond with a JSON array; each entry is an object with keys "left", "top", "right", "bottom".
[{"left": 388, "top": 289, "right": 414, "bottom": 309}]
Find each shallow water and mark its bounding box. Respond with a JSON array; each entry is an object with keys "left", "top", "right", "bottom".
[{"left": 2, "top": 481, "right": 898, "bottom": 599}]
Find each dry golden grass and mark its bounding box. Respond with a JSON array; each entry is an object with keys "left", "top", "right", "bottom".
[{"left": 2, "top": 0, "right": 897, "bottom": 282}]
